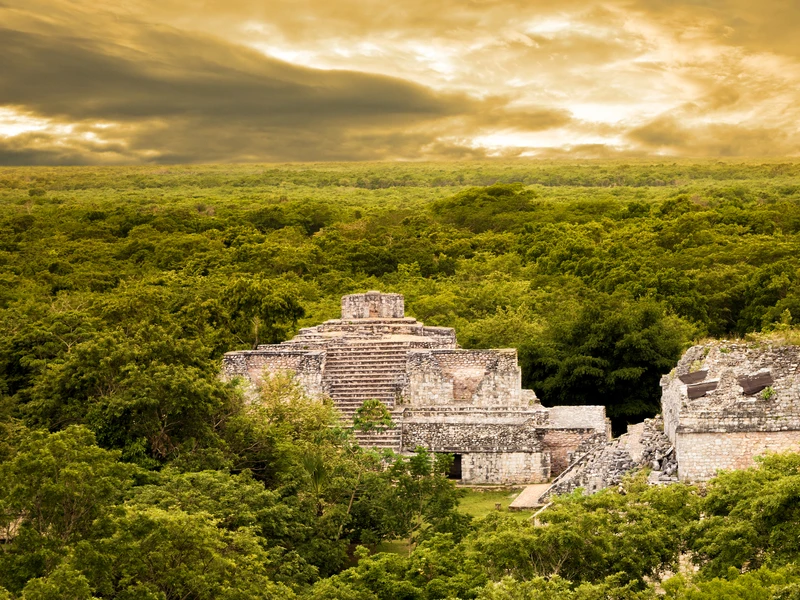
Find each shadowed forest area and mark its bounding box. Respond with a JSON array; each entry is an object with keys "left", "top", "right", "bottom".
[{"left": 2, "top": 161, "right": 800, "bottom": 598}]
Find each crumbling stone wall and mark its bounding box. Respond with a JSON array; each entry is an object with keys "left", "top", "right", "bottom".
[
  {"left": 539, "top": 416, "right": 674, "bottom": 501},
  {"left": 662, "top": 341, "right": 800, "bottom": 481},
  {"left": 222, "top": 350, "right": 325, "bottom": 399},
  {"left": 403, "top": 349, "right": 522, "bottom": 407},
  {"left": 539, "top": 407, "right": 609, "bottom": 472},
  {"left": 341, "top": 291, "right": 404, "bottom": 319},
  {"left": 402, "top": 414, "right": 546, "bottom": 452},
  {"left": 402, "top": 403, "right": 607, "bottom": 483},
  {"left": 542, "top": 430, "right": 601, "bottom": 475}
]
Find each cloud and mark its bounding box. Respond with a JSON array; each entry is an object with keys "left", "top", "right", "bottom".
[
  {"left": 1, "top": 0, "right": 800, "bottom": 163},
  {"left": 627, "top": 115, "right": 800, "bottom": 157},
  {"left": 0, "top": 4, "right": 486, "bottom": 162},
  {"left": 623, "top": 0, "right": 800, "bottom": 58},
  {"left": 0, "top": 25, "right": 467, "bottom": 124}
]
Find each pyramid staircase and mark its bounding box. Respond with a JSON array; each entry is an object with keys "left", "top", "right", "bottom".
[{"left": 322, "top": 341, "right": 409, "bottom": 451}]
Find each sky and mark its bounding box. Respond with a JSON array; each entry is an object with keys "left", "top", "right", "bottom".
[{"left": 1, "top": 0, "right": 799, "bottom": 164}]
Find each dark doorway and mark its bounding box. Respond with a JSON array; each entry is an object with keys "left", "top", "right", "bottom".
[{"left": 448, "top": 454, "right": 462, "bottom": 480}]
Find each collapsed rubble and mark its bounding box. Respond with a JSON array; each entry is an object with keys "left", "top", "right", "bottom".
[{"left": 538, "top": 416, "right": 678, "bottom": 503}]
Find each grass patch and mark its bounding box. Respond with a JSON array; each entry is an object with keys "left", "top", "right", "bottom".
[{"left": 459, "top": 489, "right": 525, "bottom": 518}]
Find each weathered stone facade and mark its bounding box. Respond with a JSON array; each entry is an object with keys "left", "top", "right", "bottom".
[
  {"left": 541, "top": 340, "right": 800, "bottom": 500},
  {"left": 222, "top": 291, "right": 609, "bottom": 484},
  {"left": 661, "top": 341, "right": 800, "bottom": 481}
]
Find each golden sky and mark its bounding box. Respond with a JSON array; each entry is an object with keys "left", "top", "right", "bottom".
[{"left": 1, "top": 0, "right": 799, "bottom": 163}]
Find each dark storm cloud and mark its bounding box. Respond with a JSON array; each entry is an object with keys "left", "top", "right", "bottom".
[{"left": 0, "top": 25, "right": 466, "bottom": 125}]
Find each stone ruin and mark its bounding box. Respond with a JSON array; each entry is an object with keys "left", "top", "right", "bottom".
[
  {"left": 224, "top": 292, "right": 800, "bottom": 492},
  {"left": 223, "top": 291, "right": 609, "bottom": 484},
  {"left": 535, "top": 339, "right": 800, "bottom": 503},
  {"left": 662, "top": 340, "right": 800, "bottom": 481},
  {"left": 538, "top": 416, "right": 677, "bottom": 502}
]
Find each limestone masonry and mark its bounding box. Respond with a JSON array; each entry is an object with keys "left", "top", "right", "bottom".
[
  {"left": 534, "top": 339, "right": 800, "bottom": 503},
  {"left": 662, "top": 340, "right": 800, "bottom": 481},
  {"left": 223, "top": 291, "right": 609, "bottom": 484},
  {"left": 223, "top": 292, "right": 800, "bottom": 490}
]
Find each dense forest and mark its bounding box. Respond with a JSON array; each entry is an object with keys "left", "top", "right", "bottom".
[{"left": 2, "top": 161, "right": 800, "bottom": 598}]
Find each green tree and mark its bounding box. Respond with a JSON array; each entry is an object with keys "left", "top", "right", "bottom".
[
  {"left": 688, "top": 453, "right": 800, "bottom": 577},
  {"left": 351, "top": 449, "right": 465, "bottom": 548},
  {"left": 522, "top": 293, "right": 693, "bottom": 427},
  {"left": 75, "top": 505, "right": 295, "bottom": 599},
  {"left": 0, "top": 426, "right": 137, "bottom": 592},
  {"left": 353, "top": 400, "right": 395, "bottom": 433}
]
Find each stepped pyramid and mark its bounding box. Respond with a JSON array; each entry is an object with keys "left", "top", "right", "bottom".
[
  {"left": 223, "top": 292, "right": 609, "bottom": 483},
  {"left": 223, "top": 292, "right": 455, "bottom": 451}
]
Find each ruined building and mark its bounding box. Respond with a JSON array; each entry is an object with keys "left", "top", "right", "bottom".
[
  {"left": 535, "top": 339, "right": 800, "bottom": 503},
  {"left": 661, "top": 341, "right": 800, "bottom": 481},
  {"left": 223, "top": 291, "right": 608, "bottom": 484}
]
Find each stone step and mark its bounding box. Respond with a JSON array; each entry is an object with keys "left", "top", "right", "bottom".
[
  {"left": 327, "top": 356, "right": 407, "bottom": 361},
  {"left": 326, "top": 364, "right": 405, "bottom": 370},
  {"left": 323, "top": 373, "right": 399, "bottom": 385},
  {"left": 330, "top": 385, "right": 396, "bottom": 389},
  {"left": 329, "top": 392, "right": 397, "bottom": 397},
  {"left": 335, "top": 406, "right": 397, "bottom": 413},
  {"left": 335, "top": 407, "right": 396, "bottom": 415},
  {"left": 330, "top": 395, "right": 397, "bottom": 400},
  {"left": 325, "top": 358, "right": 406, "bottom": 369},
  {"left": 327, "top": 383, "right": 398, "bottom": 389},
  {"left": 327, "top": 372, "right": 403, "bottom": 377},
  {"left": 329, "top": 348, "right": 409, "bottom": 354},
  {"left": 324, "top": 374, "right": 401, "bottom": 380},
  {"left": 327, "top": 381, "right": 400, "bottom": 386},
  {"left": 336, "top": 404, "right": 400, "bottom": 418},
  {"left": 323, "top": 364, "right": 405, "bottom": 374},
  {"left": 327, "top": 348, "right": 408, "bottom": 353},
  {"left": 325, "top": 364, "right": 405, "bottom": 370},
  {"left": 328, "top": 349, "right": 407, "bottom": 353},
  {"left": 352, "top": 432, "right": 402, "bottom": 449},
  {"left": 333, "top": 401, "right": 399, "bottom": 408},
  {"left": 330, "top": 389, "right": 397, "bottom": 395},
  {"left": 329, "top": 387, "right": 400, "bottom": 393},
  {"left": 327, "top": 349, "right": 409, "bottom": 355},
  {"left": 336, "top": 404, "right": 399, "bottom": 408},
  {"left": 325, "top": 357, "right": 406, "bottom": 363},
  {"left": 327, "top": 348, "right": 408, "bottom": 352},
  {"left": 355, "top": 442, "right": 400, "bottom": 447},
  {"left": 330, "top": 393, "right": 396, "bottom": 400},
  {"left": 330, "top": 343, "right": 409, "bottom": 347},
  {"left": 329, "top": 381, "right": 399, "bottom": 387}
]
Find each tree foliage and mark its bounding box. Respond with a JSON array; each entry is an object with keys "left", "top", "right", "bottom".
[{"left": 2, "top": 161, "right": 800, "bottom": 596}]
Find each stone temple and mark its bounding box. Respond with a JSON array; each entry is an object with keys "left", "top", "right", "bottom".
[{"left": 223, "top": 291, "right": 609, "bottom": 484}]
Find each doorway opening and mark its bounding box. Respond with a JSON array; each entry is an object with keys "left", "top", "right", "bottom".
[{"left": 448, "top": 454, "right": 462, "bottom": 480}]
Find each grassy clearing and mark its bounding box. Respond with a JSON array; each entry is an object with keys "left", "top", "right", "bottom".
[{"left": 458, "top": 488, "right": 529, "bottom": 519}]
